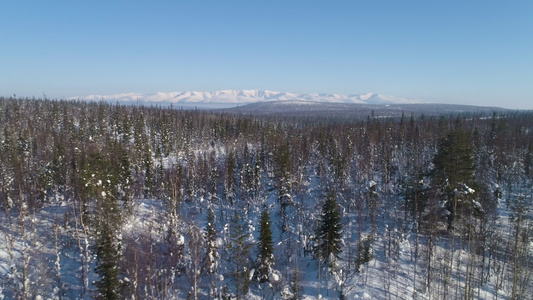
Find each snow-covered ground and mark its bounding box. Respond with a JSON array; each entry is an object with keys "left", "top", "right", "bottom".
[{"left": 2, "top": 165, "right": 529, "bottom": 299}]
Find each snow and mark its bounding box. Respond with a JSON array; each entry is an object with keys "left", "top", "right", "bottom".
[
  {"left": 176, "top": 234, "right": 185, "bottom": 246},
  {"left": 0, "top": 101, "right": 530, "bottom": 299},
  {"left": 269, "top": 270, "right": 281, "bottom": 282},
  {"left": 74, "top": 89, "right": 424, "bottom": 106},
  {"left": 0, "top": 167, "right": 528, "bottom": 299},
  {"left": 463, "top": 183, "right": 476, "bottom": 194},
  {"left": 249, "top": 268, "right": 255, "bottom": 281}
]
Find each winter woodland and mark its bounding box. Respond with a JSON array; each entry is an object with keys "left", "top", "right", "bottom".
[{"left": 0, "top": 97, "right": 532, "bottom": 299}]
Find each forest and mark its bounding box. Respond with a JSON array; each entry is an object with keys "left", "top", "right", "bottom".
[{"left": 0, "top": 96, "right": 532, "bottom": 299}]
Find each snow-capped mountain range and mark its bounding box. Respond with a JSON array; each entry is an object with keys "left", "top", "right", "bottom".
[{"left": 76, "top": 89, "right": 424, "bottom": 107}]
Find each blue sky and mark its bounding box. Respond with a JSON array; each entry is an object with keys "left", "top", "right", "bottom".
[{"left": 1, "top": 1, "right": 532, "bottom": 109}]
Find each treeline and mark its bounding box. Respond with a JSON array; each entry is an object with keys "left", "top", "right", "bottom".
[{"left": 0, "top": 96, "right": 532, "bottom": 299}]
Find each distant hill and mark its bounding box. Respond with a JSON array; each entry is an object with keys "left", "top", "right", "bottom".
[
  {"left": 74, "top": 89, "right": 424, "bottom": 108},
  {"left": 74, "top": 90, "right": 511, "bottom": 118},
  {"left": 219, "top": 100, "right": 509, "bottom": 119}
]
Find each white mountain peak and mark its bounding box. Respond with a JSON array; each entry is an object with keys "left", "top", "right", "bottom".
[{"left": 76, "top": 89, "right": 424, "bottom": 106}]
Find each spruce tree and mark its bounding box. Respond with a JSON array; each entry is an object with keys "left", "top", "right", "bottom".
[
  {"left": 315, "top": 191, "right": 343, "bottom": 268},
  {"left": 257, "top": 208, "right": 274, "bottom": 283},
  {"left": 401, "top": 172, "right": 429, "bottom": 225},
  {"left": 113, "top": 142, "right": 133, "bottom": 204},
  {"left": 227, "top": 213, "right": 252, "bottom": 299},
  {"left": 81, "top": 152, "right": 124, "bottom": 299},
  {"left": 431, "top": 129, "right": 479, "bottom": 230},
  {"left": 203, "top": 207, "right": 220, "bottom": 297},
  {"left": 204, "top": 207, "right": 219, "bottom": 275},
  {"left": 94, "top": 222, "right": 121, "bottom": 300},
  {"left": 432, "top": 130, "right": 477, "bottom": 195},
  {"left": 226, "top": 151, "right": 236, "bottom": 205}
]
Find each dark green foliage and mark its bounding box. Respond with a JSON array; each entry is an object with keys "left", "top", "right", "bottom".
[
  {"left": 274, "top": 143, "right": 292, "bottom": 198},
  {"left": 274, "top": 143, "right": 292, "bottom": 180},
  {"left": 94, "top": 223, "right": 121, "bottom": 300},
  {"left": 525, "top": 145, "right": 533, "bottom": 178},
  {"left": 77, "top": 151, "right": 125, "bottom": 298},
  {"left": 275, "top": 143, "right": 293, "bottom": 226},
  {"left": 401, "top": 172, "right": 429, "bottom": 224},
  {"left": 204, "top": 207, "right": 219, "bottom": 274},
  {"left": 432, "top": 130, "right": 477, "bottom": 196},
  {"left": 113, "top": 142, "right": 133, "bottom": 202},
  {"left": 355, "top": 236, "right": 373, "bottom": 272},
  {"left": 227, "top": 213, "right": 252, "bottom": 299},
  {"left": 315, "top": 191, "right": 343, "bottom": 268},
  {"left": 226, "top": 151, "right": 237, "bottom": 205},
  {"left": 256, "top": 208, "right": 274, "bottom": 283},
  {"left": 431, "top": 129, "right": 480, "bottom": 230}
]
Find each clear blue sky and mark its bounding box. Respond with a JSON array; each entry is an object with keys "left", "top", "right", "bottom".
[{"left": 1, "top": 0, "right": 532, "bottom": 109}]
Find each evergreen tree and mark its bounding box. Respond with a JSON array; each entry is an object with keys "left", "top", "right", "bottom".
[
  {"left": 94, "top": 222, "right": 121, "bottom": 300},
  {"left": 274, "top": 143, "right": 292, "bottom": 203},
  {"left": 80, "top": 152, "right": 124, "bottom": 299},
  {"left": 226, "top": 151, "right": 237, "bottom": 205},
  {"left": 227, "top": 213, "right": 252, "bottom": 299},
  {"left": 401, "top": 171, "right": 429, "bottom": 226},
  {"left": 203, "top": 207, "right": 219, "bottom": 275},
  {"left": 432, "top": 130, "right": 477, "bottom": 194},
  {"left": 113, "top": 142, "right": 133, "bottom": 204},
  {"left": 315, "top": 191, "right": 343, "bottom": 268},
  {"left": 431, "top": 130, "right": 479, "bottom": 230},
  {"left": 203, "top": 207, "right": 220, "bottom": 297},
  {"left": 256, "top": 208, "right": 274, "bottom": 283},
  {"left": 188, "top": 225, "right": 203, "bottom": 300}
]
